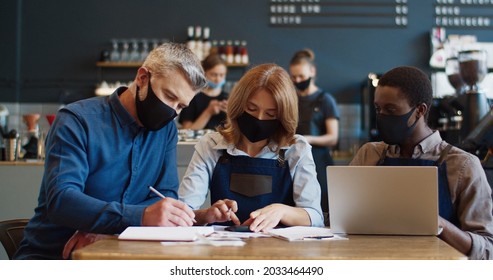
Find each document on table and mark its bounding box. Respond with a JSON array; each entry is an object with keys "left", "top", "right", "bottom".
[
  {"left": 266, "top": 226, "right": 343, "bottom": 241},
  {"left": 118, "top": 226, "right": 214, "bottom": 242}
]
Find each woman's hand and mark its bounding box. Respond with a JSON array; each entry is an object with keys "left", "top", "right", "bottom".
[
  {"left": 198, "top": 199, "right": 240, "bottom": 225},
  {"left": 242, "top": 203, "right": 287, "bottom": 232}
]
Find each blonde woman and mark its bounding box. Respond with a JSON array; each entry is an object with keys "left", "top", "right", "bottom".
[{"left": 179, "top": 63, "right": 324, "bottom": 232}]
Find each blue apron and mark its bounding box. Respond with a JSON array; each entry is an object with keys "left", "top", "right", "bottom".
[
  {"left": 210, "top": 149, "right": 295, "bottom": 225},
  {"left": 296, "top": 91, "right": 333, "bottom": 213},
  {"left": 377, "top": 145, "right": 459, "bottom": 226}
]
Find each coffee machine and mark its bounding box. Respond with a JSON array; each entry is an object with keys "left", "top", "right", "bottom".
[{"left": 458, "top": 49, "right": 491, "bottom": 140}]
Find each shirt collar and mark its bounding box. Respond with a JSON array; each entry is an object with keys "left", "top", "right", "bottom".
[
  {"left": 417, "top": 130, "right": 442, "bottom": 154},
  {"left": 210, "top": 132, "right": 282, "bottom": 157},
  {"left": 109, "top": 87, "right": 139, "bottom": 128},
  {"left": 386, "top": 130, "right": 442, "bottom": 156}
]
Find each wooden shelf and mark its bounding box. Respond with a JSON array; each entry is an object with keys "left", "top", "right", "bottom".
[
  {"left": 96, "top": 61, "right": 142, "bottom": 68},
  {"left": 96, "top": 61, "right": 249, "bottom": 68},
  {"left": 226, "top": 63, "right": 249, "bottom": 68}
]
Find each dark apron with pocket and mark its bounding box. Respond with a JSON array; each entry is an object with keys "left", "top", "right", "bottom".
[{"left": 210, "top": 149, "right": 294, "bottom": 225}]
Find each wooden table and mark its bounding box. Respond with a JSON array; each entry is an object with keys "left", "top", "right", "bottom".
[{"left": 72, "top": 235, "right": 466, "bottom": 260}]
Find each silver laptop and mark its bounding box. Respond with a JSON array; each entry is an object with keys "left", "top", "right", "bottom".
[{"left": 327, "top": 166, "right": 439, "bottom": 235}]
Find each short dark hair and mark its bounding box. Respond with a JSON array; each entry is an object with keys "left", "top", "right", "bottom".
[
  {"left": 202, "top": 54, "right": 226, "bottom": 72},
  {"left": 378, "top": 66, "right": 433, "bottom": 119}
]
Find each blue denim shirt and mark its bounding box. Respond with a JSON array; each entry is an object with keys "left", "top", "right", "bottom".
[{"left": 15, "top": 88, "right": 180, "bottom": 259}]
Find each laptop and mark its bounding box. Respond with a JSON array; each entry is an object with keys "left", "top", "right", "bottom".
[{"left": 327, "top": 166, "right": 439, "bottom": 235}]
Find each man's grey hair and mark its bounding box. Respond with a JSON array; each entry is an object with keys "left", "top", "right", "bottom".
[{"left": 142, "top": 42, "right": 207, "bottom": 91}]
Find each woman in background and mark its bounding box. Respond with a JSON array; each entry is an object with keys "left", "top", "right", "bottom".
[
  {"left": 289, "top": 49, "right": 340, "bottom": 224},
  {"left": 179, "top": 54, "right": 228, "bottom": 130},
  {"left": 179, "top": 63, "right": 324, "bottom": 232}
]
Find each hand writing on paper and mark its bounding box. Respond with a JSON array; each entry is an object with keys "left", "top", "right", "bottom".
[
  {"left": 243, "top": 203, "right": 286, "bottom": 232},
  {"left": 63, "top": 231, "right": 111, "bottom": 259},
  {"left": 142, "top": 197, "right": 196, "bottom": 226}
]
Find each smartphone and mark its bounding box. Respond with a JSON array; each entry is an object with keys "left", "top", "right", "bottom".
[{"left": 225, "top": 225, "right": 253, "bottom": 232}]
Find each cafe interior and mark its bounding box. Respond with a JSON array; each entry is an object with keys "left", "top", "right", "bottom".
[{"left": 1, "top": 1, "right": 493, "bottom": 261}]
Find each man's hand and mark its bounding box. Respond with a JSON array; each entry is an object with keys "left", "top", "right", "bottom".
[
  {"left": 142, "top": 197, "right": 196, "bottom": 226},
  {"left": 63, "top": 231, "right": 112, "bottom": 259}
]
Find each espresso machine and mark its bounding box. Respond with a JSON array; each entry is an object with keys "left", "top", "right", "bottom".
[{"left": 458, "top": 49, "right": 491, "bottom": 140}]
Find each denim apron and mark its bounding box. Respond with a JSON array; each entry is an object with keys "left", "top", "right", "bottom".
[
  {"left": 210, "top": 149, "right": 294, "bottom": 225},
  {"left": 377, "top": 145, "right": 459, "bottom": 226},
  {"left": 296, "top": 91, "right": 333, "bottom": 213}
]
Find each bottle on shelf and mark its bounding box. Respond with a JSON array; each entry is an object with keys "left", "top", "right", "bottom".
[
  {"left": 120, "top": 40, "right": 130, "bottom": 62},
  {"left": 151, "top": 38, "right": 159, "bottom": 50},
  {"left": 194, "top": 26, "right": 203, "bottom": 60},
  {"left": 219, "top": 40, "right": 226, "bottom": 61},
  {"left": 109, "top": 39, "right": 120, "bottom": 62},
  {"left": 210, "top": 40, "right": 219, "bottom": 56},
  {"left": 226, "top": 40, "right": 234, "bottom": 64},
  {"left": 234, "top": 40, "right": 242, "bottom": 65},
  {"left": 240, "top": 40, "right": 249, "bottom": 65},
  {"left": 202, "top": 27, "right": 211, "bottom": 59},
  {"left": 140, "top": 39, "right": 150, "bottom": 61},
  {"left": 186, "top": 26, "right": 195, "bottom": 52},
  {"left": 129, "top": 39, "right": 140, "bottom": 62}
]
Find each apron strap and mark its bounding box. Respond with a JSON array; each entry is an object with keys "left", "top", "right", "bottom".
[
  {"left": 277, "top": 149, "right": 286, "bottom": 167},
  {"left": 377, "top": 145, "right": 390, "bottom": 165},
  {"left": 436, "top": 144, "right": 453, "bottom": 166}
]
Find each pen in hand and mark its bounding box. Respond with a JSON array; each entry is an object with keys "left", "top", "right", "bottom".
[
  {"left": 148, "top": 186, "right": 166, "bottom": 199},
  {"left": 148, "top": 186, "right": 197, "bottom": 224}
]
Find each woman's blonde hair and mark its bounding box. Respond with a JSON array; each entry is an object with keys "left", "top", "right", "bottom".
[{"left": 218, "top": 63, "right": 298, "bottom": 151}]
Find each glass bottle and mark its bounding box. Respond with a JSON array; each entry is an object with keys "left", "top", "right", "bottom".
[
  {"left": 109, "top": 39, "right": 120, "bottom": 62},
  {"left": 234, "top": 40, "right": 241, "bottom": 64},
  {"left": 120, "top": 40, "right": 130, "bottom": 62},
  {"left": 194, "top": 26, "right": 203, "bottom": 60},
  {"left": 240, "top": 41, "right": 249, "bottom": 65},
  {"left": 140, "top": 39, "right": 149, "bottom": 62},
  {"left": 129, "top": 39, "right": 140, "bottom": 62},
  {"left": 226, "top": 40, "right": 234, "bottom": 64},
  {"left": 202, "top": 27, "right": 211, "bottom": 59},
  {"left": 186, "top": 26, "right": 195, "bottom": 52}
]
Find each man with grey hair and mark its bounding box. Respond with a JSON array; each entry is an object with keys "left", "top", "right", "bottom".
[{"left": 15, "top": 43, "right": 207, "bottom": 259}]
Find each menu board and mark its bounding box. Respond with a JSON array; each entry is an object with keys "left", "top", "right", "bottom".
[
  {"left": 269, "top": 0, "right": 409, "bottom": 28},
  {"left": 434, "top": 0, "right": 493, "bottom": 29}
]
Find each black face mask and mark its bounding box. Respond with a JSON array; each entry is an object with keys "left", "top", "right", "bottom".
[
  {"left": 294, "top": 77, "right": 311, "bottom": 91},
  {"left": 376, "top": 107, "right": 418, "bottom": 145},
  {"left": 237, "top": 111, "right": 280, "bottom": 143},
  {"left": 135, "top": 73, "right": 177, "bottom": 131}
]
